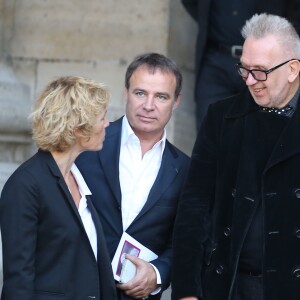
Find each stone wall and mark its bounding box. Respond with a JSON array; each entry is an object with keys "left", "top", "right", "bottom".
[
  {"left": 10, "top": 0, "right": 171, "bottom": 120},
  {"left": 0, "top": 0, "right": 197, "bottom": 191}
]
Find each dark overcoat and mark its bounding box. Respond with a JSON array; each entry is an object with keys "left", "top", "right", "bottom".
[{"left": 172, "top": 89, "right": 300, "bottom": 300}]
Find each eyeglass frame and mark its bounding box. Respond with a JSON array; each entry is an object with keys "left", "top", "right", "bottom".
[{"left": 235, "top": 59, "right": 299, "bottom": 81}]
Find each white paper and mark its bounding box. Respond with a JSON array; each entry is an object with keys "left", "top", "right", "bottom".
[{"left": 111, "top": 232, "right": 158, "bottom": 282}]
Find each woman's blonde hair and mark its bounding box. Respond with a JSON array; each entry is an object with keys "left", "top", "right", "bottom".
[{"left": 30, "top": 76, "right": 110, "bottom": 152}]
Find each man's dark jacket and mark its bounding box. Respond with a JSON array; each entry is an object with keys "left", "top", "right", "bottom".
[
  {"left": 76, "top": 117, "right": 190, "bottom": 300},
  {"left": 172, "top": 90, "right": 300, "bottom": 300}
]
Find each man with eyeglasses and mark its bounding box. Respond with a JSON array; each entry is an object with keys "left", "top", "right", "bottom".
[{"left": 171, "top": 13, "right": 300, "bottom": 300}]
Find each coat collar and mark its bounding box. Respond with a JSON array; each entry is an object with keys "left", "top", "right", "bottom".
[
  {"left": 224, "top": 88, "right": 258, "bottom": 119},
  {"left": 266, "top": 104, "right": 300, "bottom": 169},
  {"left": 221, "top": 86, "right": 300, "bottom": 169},
  {"left": 38, "top": 150, "right": 87, "bottom": 228}
]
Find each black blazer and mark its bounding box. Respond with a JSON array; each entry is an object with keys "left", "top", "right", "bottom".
[
  {"left": 0, "top": 150, "right": 117, "bottom": 300},
  {"left": 76, "top": 117, "right": 190, "bottom": 299}
]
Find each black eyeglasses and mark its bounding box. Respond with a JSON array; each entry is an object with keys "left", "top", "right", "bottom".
[{"left": 236, "top": 59, "right": 298, "bottom": 81}]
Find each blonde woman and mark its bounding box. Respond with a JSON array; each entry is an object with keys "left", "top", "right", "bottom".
[{"left": 0, "top": 76, "right": 117, "bottom": 300}]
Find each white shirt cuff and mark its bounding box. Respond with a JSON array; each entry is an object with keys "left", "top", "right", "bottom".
[{"left": 149, "top": 263, "right": 162, "bottom": 295}]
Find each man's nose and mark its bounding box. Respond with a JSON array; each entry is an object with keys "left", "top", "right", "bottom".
[
  {"left": 245, "top": 72, "right": 258, "bottom": 86},
  {"left": 143, "top": 96, "right": 155, "bottom": 110}
]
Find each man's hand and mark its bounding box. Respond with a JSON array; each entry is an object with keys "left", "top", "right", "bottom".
[{"left": 117, "top": 254, "right": 158, "bottom": 299}]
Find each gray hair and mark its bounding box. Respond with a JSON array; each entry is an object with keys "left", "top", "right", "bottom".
[{"left": 241, "top": 13, "right": 300, "bottom": 58}]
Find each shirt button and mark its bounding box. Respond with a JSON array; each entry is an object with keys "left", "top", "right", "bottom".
[{"left": 295, "top": 229, "right": 300, "bottom": 239}]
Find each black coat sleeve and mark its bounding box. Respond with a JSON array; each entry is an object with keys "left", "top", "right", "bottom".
[{"left": 171, "top": 106, "right": 219, "bottom": 300}]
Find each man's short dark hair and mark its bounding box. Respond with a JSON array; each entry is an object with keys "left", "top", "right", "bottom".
[{"left": 125, "top": 53, "right": 182, "bottom": 98}]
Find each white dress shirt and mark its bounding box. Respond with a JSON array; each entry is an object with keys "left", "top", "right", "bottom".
[
  {"left": 119, "top": 116, "right": 165, "bottom": 291},
  {"left": 71, "top": 164, "right": 98, "bottom": 260},
  {"left": 119, "top": 116, "right": 166, "bottom": 231}
]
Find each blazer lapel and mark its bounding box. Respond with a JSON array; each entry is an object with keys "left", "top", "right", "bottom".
[
  {"left": 44, "top": 150, "right": 85, "bottom": 227},
  {"left": 98, "top": 119, "right": 122, "bottom": 206},
  {"left": 87, "top": 195, "right": 118, "bottom": 299},
  {"left": 130, "top": 141, "right": 181, "bottom": 224},
  {"left": 86, "top": 196, "right": 105, "bottom": 258},
  {"left": 57, "top": 177, "right": 84, "bottom": 223}
]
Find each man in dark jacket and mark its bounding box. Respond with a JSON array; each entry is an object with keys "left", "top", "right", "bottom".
[
  {"left": 181, "top": 0, "right": 300, "bottom": 130},
  {"left": 172, "top": 13, "right": 300, "bottom": 300},
  {"left": 77, "top": 53, "right": 190, "bottom": 300}
]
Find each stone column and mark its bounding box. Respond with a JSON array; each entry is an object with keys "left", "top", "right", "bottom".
[
  {"left": 0, "top": 0, "right": 32, "bottom": 289},
  {"left": 0, "top": 0, "right": 31, "bottom": 192}
]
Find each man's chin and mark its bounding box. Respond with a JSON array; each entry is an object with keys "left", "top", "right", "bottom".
[{"left": 252, "top": 96, "right": 270, "bottom": 108}]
